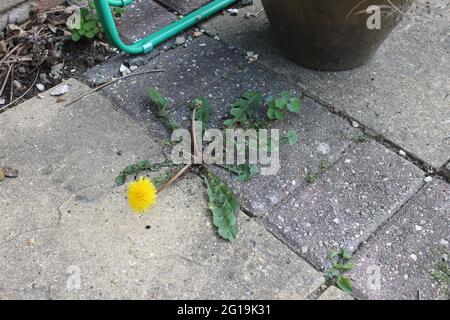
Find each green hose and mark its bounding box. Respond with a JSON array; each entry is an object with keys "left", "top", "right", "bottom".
[{"left": 93, "top": 0, "right": 238, "bottom": 54}]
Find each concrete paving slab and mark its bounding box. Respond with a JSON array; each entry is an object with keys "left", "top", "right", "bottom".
[
  {"left": 0, "top": 78, "right": 323, "bottom": 299},
  {"left": 44, "top": 175, "right": 324, "bottom": 299},
  {"left": 0, "top": 79, "right": 164, "bottom": 298},
  {"left": 317, "top": 286, "right": 353, "bottom": 300},
  {"left": 183, "top": 64, "right": 359, "bottom": 216},
  {"left": 101, "top": 36, "right": 244, "bottom": 138},
  {"left": 0, "top": 0, "right": 26, "bottom": 12},
  {"left": 350, "top": 179, "right": 450, "bottom": 300},
  {"left": 117, "top": 0, "right": 176, "bottom": 44},
  {"left": 156, "top": 0, "right": 211, "bottom": 15},
  {"left": 264, "top": 141, "right": 425, "bottom": 270},
  {"left": 202, "top": 0, "right": 450, "bottom": 170}
]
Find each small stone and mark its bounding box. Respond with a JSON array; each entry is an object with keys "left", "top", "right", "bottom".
[
  {"left": 424, "top": 176, "right": 433, "bottom": 183},
  {"left": 333, "top": 218, "right": 340, "bottom": 224},
  {"left": 119, "top": 64, "right": 130, "bottom": 76},
  {"left": 317, "top": 142, "right": 330, "bottom": 155},
  {"left": 193, "top": 31, "right": 203, "bottom": 38},
  {"left": 50, "top": 63, "right": 64, "bottom": 79},
  {"left": 440, "top": 239, "right": 449, "bottom": 246},
  {"left": 0, "top": 98, "right": 5, "bottom": 105},
  {"left": 246, "top": 51, "right": 258, "bottom": 63},
  {"left": 175, "top": 36, "right": 186, "bottom": 45},
  {"left": 301, "top": 246, "right": 309, "bottom": 254},
  {"left": 409, "top": 254, "right": 417, "bottom": 262},
  {"left": 13, "top": 80, "right": 23, "bottom": 91},
  {"left": 228, "top": 8, "right": 239, "bottom": 16},
  {"left": 414, "top": 225, "right": 422, "bottom": 231},
  {"left": 36, "top": 83, "right": 45, "bottom": 91},
  {"left": 2, "top": 167, "right": 19, "bottom": 178},
  {"left": 50, "top": 84, "right": 69, "bottom": 96},
  {"left": 129, "top": 66, "right": 138, "bottom": 71},
  {"left": 399, "top": 150, "right": 407, "bottom": 157},
  {"left": 39, "top": 73, "right": 51, "bottom": 84},
  {"left": 352, "top": 121, "right": 359, "bottom": 128}
]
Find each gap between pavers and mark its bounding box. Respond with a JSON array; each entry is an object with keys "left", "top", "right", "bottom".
[
  {"left": 201, "top": 0, "right": 450, "bottom": 170},
  {"left": 349, "top": 179, "right": 450, "bottom": 300},
  {"left": 264, "top": 141, "right": 425, "bottom": 270},
  {"left": 0, "top": 78, "right": 324, "bottom": 299}
]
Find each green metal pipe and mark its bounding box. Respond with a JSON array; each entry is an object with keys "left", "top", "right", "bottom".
[
  {"left": 93, "top": 0, "right": 238, "bottom": 54},
  {"left": 107, "top": 0, "right": 133, "bottom": 7}
]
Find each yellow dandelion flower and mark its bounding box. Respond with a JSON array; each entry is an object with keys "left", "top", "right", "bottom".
[{"left": 127, "top": 177, "right": 157, "bottom": 213}]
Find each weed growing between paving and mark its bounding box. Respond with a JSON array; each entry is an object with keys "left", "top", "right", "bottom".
[
  {"left": 325, "top": 248, "right": 354, "bottom": 293},
  {"left": 67, "top": 0, "right": 124, "bottom": 41},
  {"left": 116, "top": 88, "right": 302, "bottom": 241}
]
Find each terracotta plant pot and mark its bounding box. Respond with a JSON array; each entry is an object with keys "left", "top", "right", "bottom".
[{"left": 261, "top": 0, "right": 414, "bottom": 71}]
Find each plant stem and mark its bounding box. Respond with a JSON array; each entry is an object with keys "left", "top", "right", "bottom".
[{"left": 157, "top": 163, "right": 192, "bottom": 193}]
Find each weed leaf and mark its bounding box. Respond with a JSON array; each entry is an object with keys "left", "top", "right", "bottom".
[{"left": 203, "top": 171, "right": 239, "bottom": 241}]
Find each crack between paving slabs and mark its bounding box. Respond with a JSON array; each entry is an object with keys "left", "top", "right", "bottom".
[{"left": 291, "top": 83, "right": 442, "bottom": 177}]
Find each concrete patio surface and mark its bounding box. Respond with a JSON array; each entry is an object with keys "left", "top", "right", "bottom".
[{"left": 1, "top": 0, "right": 449, "bottom": 300}]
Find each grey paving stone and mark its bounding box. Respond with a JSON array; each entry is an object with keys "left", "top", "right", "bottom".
[
  {"left": 101, "top": 36, "right": 244, "bottom": 138},
  {"left": 349, "top": 179, "right": 450, "bottom": 300},
  {"left": 264, "top": 141, "right": 425, "bottom": 270},
  {"left": 187, "top": 64, "right": 359, "bottom": 216},
  {"left": 38, "top": 175, "right": 323, "bottom": 299},
  {"left": 0, "top": 79, "right": 324, "bottom": 299},
  {"left": 0, "top": 0, "right": 32, "bottom": 30},
  {"left": 117, "top": 0, "right": 176, "bottom": 44},
  {"left": 0, "top": 0, "right": 26, "bottom": 12},
  {"left": 202, "top": 0, "right": 450, "bottom": 169},
  {"left": 317, "top": 286, "right": 353, "bottom": 300},
  {"left": 157, "top": 0, "right": 212, "bottom": 15},
  {"left": 0, "top": 79, "right": 164, "bottom": 246}
]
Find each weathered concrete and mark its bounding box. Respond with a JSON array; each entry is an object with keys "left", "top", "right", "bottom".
[
  {"left": 0, "top": 79, "right": 324, "bottom": 299},
  {"left": 100, "top": 36, "right": 243, "bottom": 138},
  {"left": 117, "top": 0, "right": 176, "bottom": 44},
  {"left": 264, "top": 141, "right": 425, "bottom": 270},
  {"left": 317, "top": 286, "right": 353, "bottom": 300},
  {"left": 0, "top": 0, "right": 32, "bottom": 30},
  {"left": 350, "top": 179, "right": 450, "bottom": 300},
  {"left": 156, "top": 0, "right": 211, "bottom": 15},
  {"left": 202, "top": 0, "right": 450, "bottom": 170},
  {"left": 49, "top": 176, "right": 323, "bottom": 299},
  {"left": 0, "top": 0, "right": 26, "bottom": 12},
  {"left": 0, "top": 79, "right": 164, "bottom": 246},
  {"left": 196, "top": 64, "right": 359, "bottom": 216},
  {"left": 96, "top": 34, "right": 360, "bottom": 216}
]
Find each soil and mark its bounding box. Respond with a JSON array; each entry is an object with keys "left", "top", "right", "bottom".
[{"left": 0, "top": 4, "right": 118, "bottom": 112}]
